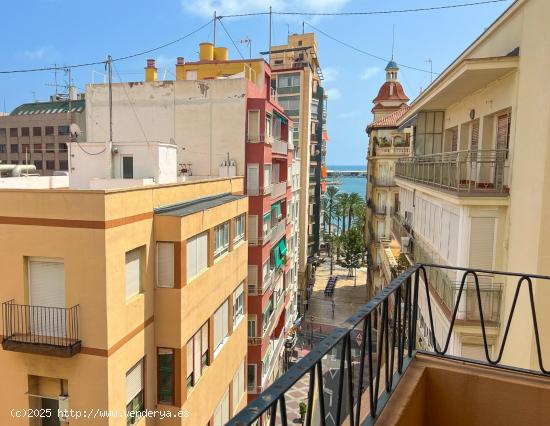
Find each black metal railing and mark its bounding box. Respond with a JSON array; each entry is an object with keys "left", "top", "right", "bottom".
[
  {"left": 2, "top": 300, "right": 80, "bottom": 348},
  {"left": 229, "top": 264, "right": 550, "bottom": 426}
]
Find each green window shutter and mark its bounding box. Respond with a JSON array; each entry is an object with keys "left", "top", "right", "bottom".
[
  {"left": 279, "top": 239, "right": 287, "bottom": 256},
  {"left": 274, "top": 246, "right": 282, "bottom": 268}
]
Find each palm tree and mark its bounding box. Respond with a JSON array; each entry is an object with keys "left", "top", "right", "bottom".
[
  {"left": 325, "top": 185, "right": 339, "bottom": 237},
  {"left": 335, "top": 193, "right": 350, "bottom": 233},
  {"left": 347, "top": 192, "right": 363, "bottom": 228}
]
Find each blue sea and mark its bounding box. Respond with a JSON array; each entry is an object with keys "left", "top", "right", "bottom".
[{"left": 327, "top": 165, "right": 367, "bottom": 198}]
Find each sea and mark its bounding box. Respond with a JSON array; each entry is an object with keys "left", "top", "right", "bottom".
[{"left": 326, "top": 164, "right": 367, "bottom": 198}]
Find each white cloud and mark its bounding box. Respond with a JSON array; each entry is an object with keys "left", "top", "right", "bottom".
[
  {"left": 360, "top": 66, "right": 381, "bottom": 81},
  {"left": 20, "top": 46, "right": 56, "bottom": 61},
  {"left": 325, "top": 88, "right": 341, "bottom": 100},
  {"left": 182, "top": 0, "right": 351, "bottom": 18},
  {"left": 322, "top": 66, "right": 339, "bottom": 83},
  {"left": 338, "top": 111, "right": 359, "bottom": 119}
]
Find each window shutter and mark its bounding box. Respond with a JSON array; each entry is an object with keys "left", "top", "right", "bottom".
[
  {"left": 197, "top": 232, "right": 208, "bottom": 272},
  {"left": 186, "top": 237, "right": 197, "bottom": 281},
  {"left": 193, "top": 332, "right": 201, "bottom": 382},
  {"left": 28, "top": 258, "right": 65, "bottom": 308},
  {"left": 157, "top": 242, "right": 174, "bottom": 288},
  {"left": 186, "top": 340, "right": 193, "bottom": 380},
  {"left": 126, "top": 360, "right": 143, "bottom": 404},
  {"left": 469, "top": 217, "right": 495, "bottom": 269},
  {"left": 125, "top": 249, "right": 141, "bottom": 300}
]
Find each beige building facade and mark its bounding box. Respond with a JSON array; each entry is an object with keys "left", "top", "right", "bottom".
[
  {"left": 390, "top": 0, "right": 550, "bottom": 364},
  {"left": 0, "top": 177, "right": 248, "bottom": 425}
]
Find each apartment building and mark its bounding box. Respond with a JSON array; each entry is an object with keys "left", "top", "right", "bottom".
[
  {"left": 0, "top": 143, "right": 247, "bottom": 425},
  {"left": 0, "top": 97, "right": 86, "bottom": 175},
  {"left": 386, "top": 0, "right": 550, "bottom": 364},
  {"left": 85, "top": 46, "right": 298, "bottom": 403},
  {"left": 365, "top": 61, "right": 411, "bottom": 295},
  {"left": 269, "top": 32, "right": 328, "bottom": 313}
]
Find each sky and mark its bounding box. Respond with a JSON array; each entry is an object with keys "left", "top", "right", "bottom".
[{"left": 0, "top": 0, "right": 514, "bottom": 165}]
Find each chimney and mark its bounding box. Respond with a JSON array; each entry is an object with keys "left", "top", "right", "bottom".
[
  {"left": 145, "top": 58, "right": 157, "bottom": 82},
  {"left": 176, "top": 57, "right": 185, "bottom": 80}
]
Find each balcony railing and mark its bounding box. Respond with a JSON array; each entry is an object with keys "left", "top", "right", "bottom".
[
  {"left": 247, "top": 185, "right": 272, "bottom": 196},
  {"left": 271, "top": 181, "right": 287, "bottom": 199},
  {"left": 395, "top": 149, "right": 509, "bottom": 194},
  {"left": 2, "top": 300, "right": 81, "bottom": 357},
  {"left": 370, "top": 175, "right": 396, "bottom": 187},
  {"left": 272, "top": 139, "right": 288, "bottom": 156},
  {"left": 270, "top": 220, "right": 287, "bottom": 244},
  {"left": 229, "top": 264, "right": 550, "bottom": 425}
]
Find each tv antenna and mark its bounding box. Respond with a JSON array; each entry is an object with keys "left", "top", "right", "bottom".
[{"left": 240, "top": 37, "right": 252, "bottom": 59}]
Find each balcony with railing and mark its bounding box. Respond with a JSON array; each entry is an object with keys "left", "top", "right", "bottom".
[
  {"left": 395, "top": 149, "right": 509, "bottom": 194},
  {"left": 2, "top": 300, "right": 81, "bottom": 357},
  {"left": 246, "top": 184, "right": 272, "bottom": 197},
  {"left": 230, "top": 264, "right": 550, "bottom": 426},
  {"left": 272, "top": 138, "right": 288, "bottom": 156},
  {"left": 271, "top": 181, "right": 287, "bottom": 199}
]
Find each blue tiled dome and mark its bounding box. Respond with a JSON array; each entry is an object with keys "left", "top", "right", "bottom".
[{"left": 385, "top": 60, "right": 399, "bottom": 71}]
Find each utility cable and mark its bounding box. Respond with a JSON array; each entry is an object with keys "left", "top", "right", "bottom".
[
  {"left": 0, "top": 19, "right": 213, "bottom": 74},
  {"left": 217, "top": 18, "right": 245, "bottom": 60},
  {"left": 305, "top": 22, "right": 438, "bottom": 75}
]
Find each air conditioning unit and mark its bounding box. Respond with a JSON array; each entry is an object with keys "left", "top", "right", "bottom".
[{"left": 401, "top": 237, "right": 411, "bottom": 253}]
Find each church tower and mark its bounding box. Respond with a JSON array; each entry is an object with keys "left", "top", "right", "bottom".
[{"left": 371, "top": 59, "right": 409, "bottom": 121}]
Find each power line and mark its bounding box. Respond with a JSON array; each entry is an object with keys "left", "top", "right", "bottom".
[
  {"left": 305, "top": 22, "right": 437, "bottom": 75},
  {"left": 218, "top": 0, "right": 507, "bottom": 18},
  {"left": 0, "top": 19, "right": 213, "bottom": 75},
  {"left": 217, "top": 18, "right": 245, "bottom": 60}
]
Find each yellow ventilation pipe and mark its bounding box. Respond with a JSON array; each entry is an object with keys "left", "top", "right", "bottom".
[
  {"left": 145, "top": 59, "right": 157, "bottom": 81},
  {"left": 199, "top": 42, "right": 214, "bottom": 61},
  {"left": 214, "top": 47, "right": 228, "bottom": 61}
]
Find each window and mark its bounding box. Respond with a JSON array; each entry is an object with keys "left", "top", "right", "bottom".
[
  {"left": 45, "top": 126, "right": 54, "bottom": 136},
  {"left": 46, "top": 160, "right": 55, "bottom": 170},
  {"left": 46, "top": 143, "right": 55, "bottom": 153},
  {"left": 248, "top": 317, "right": 257, "bottom": 338},
  {"left": 125, "top": 247, "right": 142, "bottom": 301},
  {"left": 214, "top": 221, "right": 230, "bottom": 259},
  {"left": 186, "top": 321, "right": 209, "bottom": 390},
  {"left": 0, "top": 128, "right": 5, "bottom": 137},
  {"left": 122, "top": 156, "right": 134, "bottom": 179},
  {"left": 156, "top": 242, "right": 174, "bottom": 288},
  {"left": 278, "top": 97, "right": 300, "bottom": 111},
  {"left": 265, "top": 114, "right": 272, "bottom": 139},
  {"left": 248, "top": 215, "right": 258, "bottom": 243},
  {"left": 59, "top": 142, "right": 68, "bottom": 152},
  {"left": 214, "top": 299, "right": 229, "bottom": 355},
  {"left": 233, "top": 283, "right": 244, "bottom": 327},
  {"left": 9, "top": 128, "right": 18, "bottom": 137},
  {"left": 213, "top": 388, "right": 230, "bottom": 426},
  {"left": 58, "top": 125, "right": 70, "bottom": 135},
  {"left": 232, "top": 360, "right": 245, "bottom": 413},
  {"left": 247, "top": 110, "right": 260, "bottom": 142},
  {"left": 126, "top": 359, "right": 144, "bottom": 425},
  {"left": 157, "top": 348, "right": 174, "bottom": 405},
  {"left": 247, "top": 364, "right": 256, "bottom": 392},
  {"left": 33, "top": 127, "right": 42, "bottom": 136},
  {"left": 21, "top": 127, "right": 30, "bottom": 137},
  {"left": 10, "top": 144, "right": 18, "bottom": 153},
  {"left": 234, "top": 214, "right": 246, "bottom": 244},
  {"left": 0, "top": 144, "right": 5, "bottom": 153},
  {"left": 264, "top": 164, "right": 272, "bottom": 189},
  {"left": 186, "top": 232, "right": 208, "bottom": 281},
  {"left": 263, "top": 212, "right": 271, "bottom": 239},
  {"left": 34, "top": 160, "right": 43, "bottom": 170},
  {"left": 278, "top": 73, "right": 300, "bottom": 88},
  {"left": 33, "top": 143, "right": 42, "bottom": 153},
  {"left": 59, "top": 160, "right": 68, "bottom": 171},
  {"left": 22, "top": 144, "right": 30, "bottom": 154}
]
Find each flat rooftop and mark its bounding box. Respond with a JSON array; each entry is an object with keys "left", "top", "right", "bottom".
[{"left": 154, "top": 192, "right": 245, "bottom": 217}]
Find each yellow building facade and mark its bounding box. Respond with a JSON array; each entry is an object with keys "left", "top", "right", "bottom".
[{"left": 0, "top": 177, "right": 248, "bottom": 425}]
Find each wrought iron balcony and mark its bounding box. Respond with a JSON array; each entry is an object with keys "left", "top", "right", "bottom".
[
  {"left": 2, "top": 300, "right": 81, "bottom": 357},
  {"left": 229, "top": 264, "right": 550, "bottom": 425},
  {"left": 395, "top": 149, "right": 509, "bottom": 194}
]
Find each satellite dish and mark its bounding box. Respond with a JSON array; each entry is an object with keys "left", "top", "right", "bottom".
[{"left": 69, "top": 123, "right": 81, "bottom": 140}]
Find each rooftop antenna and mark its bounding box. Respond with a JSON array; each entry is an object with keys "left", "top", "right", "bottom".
[
  {"left": 286, "top": 23, "right": 290, "bottom": 36},
  {"left": 268, "top": 6, "right": 272, "bottom": 62},
  {"left": 391, "top": 25, "right": 395, "bottom": 60},
  {"left": 240, "top": 37, "right": 252, "bottom": 59},
  {"left": 213, "top": 11, "right": 217, "bottom": 46},
  {"left": 425, "top": 59, "right": 433, "bottom": 83}
]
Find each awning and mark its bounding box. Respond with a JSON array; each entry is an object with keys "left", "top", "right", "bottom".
[
  {"left": 274, "top": 110, "right": 288, "bottom": 125},
  {"left": 279, "top": 239, "right": 287, "bottom": 256},
  {"left": 271, "top": 202, "right": 282, "bottom": 219},
  {"left": 274, "top": 246, "right": 283, "bottom": 268}
]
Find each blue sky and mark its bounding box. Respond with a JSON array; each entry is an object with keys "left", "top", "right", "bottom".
[{"left": 1, "top": 0, "right": 514, "bottom": 165}]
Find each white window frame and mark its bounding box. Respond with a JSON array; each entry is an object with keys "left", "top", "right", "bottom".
[
  {"left": 214, "top": 299, "right": 229, "bottom": 357},
  {"left": 234, "top": 214, "right": 246, "bottom": 244},
  {"left": 233, "top": 283, "right": 244, "bottom": 328},
  {"left": 214, "top": 221, "right": 230, "bottom": 260},
  {"left": 186, "top": 232, "right": 208, "bottom": 282}
]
